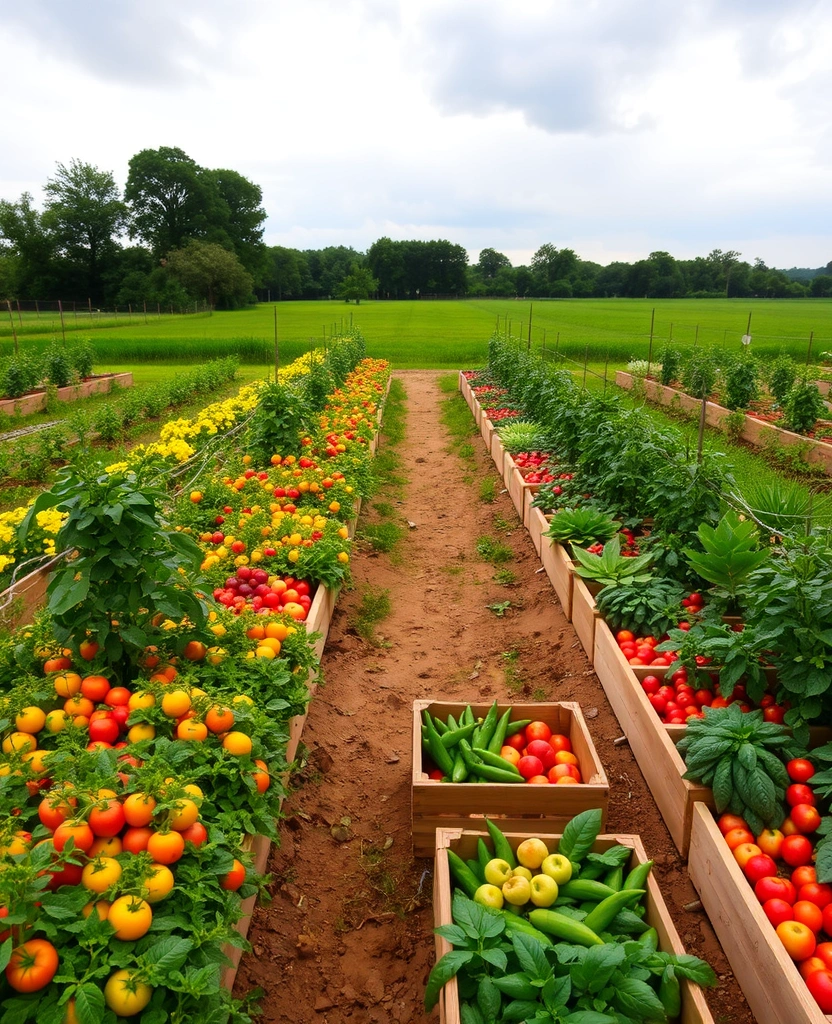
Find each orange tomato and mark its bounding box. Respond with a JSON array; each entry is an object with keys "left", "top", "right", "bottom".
[
  {"left": 205, "top": 706, "right": 235, "bottom": 733},
  {"left": 756, "top": 829, "right": 785, "bottom": 859},
  {"left": 553, "top": 751, "right": 579, "bottom": 767},
  {"left": 53, "top": 673, "right": 82, "bottom": 698},
  {"left": 222, "top": 731, "right": 253, "bottom": 756},
  {"left": 146, "top": 831, "right": 185, "bottom": 865},
  {"left": 500, "top": 746, "right": 521, "bottom": 767},
  {"left": 732, "top": 843, "right": 762, "bottom": 869},
  {"left": 724, "top": 827, "right": 755, "bottom": 851},
  {"left": 176, "top": 720, "right": 208, "bottom": 741},
  {"left": 80, "top": 675, "right": 111, "bottom": 702},
  {"left": 717, "top": 813, "right": 750, "bottom": 836},
  {"left": 776, "top": 919, "right": 816, "bottom": 961},
  {"left": 182, "top": 641, "right": 206, "bottom": 662},
  {"left": 794, "top": 900, "right": 824, "bottom": 934}
]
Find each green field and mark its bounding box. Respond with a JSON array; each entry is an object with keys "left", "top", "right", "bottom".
[{"left": 1, "top": 298, "right": 830, "bottom": 370}]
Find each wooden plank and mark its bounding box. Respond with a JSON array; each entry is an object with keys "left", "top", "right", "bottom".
[
  {"left": 490, "top": 431, "right": 507, "bottom": 477},
  {"left": 540, "top": 538, "right": 574, "bottom": 620},
  {"left": 304, "top": 583, "right": 338, "bottom": 661},
  {"left": 527, "top": 506, "right": 550, "bottom": 558},
  {"left": 220, "top": 832, "right": 272, "bottom": 989},
  {"left": 412, "top": 700, "right": 609, "bottom": 857},
  {"left": 689, "top": 803, "right": 832, "bottom": 1024},
  {"left": 571, "top": 575, "right": 600, "bottom": 663},
  {"left": 592, "top": 618, "right": 713, "bottom": 855},
  {"left": 434, "top": 828, "right": 715, "bottom": 1024},
  {"left": 0, "top": 556, "right": 62, "bottom": 631}
]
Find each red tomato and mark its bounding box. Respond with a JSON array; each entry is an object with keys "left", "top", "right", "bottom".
[
  {"left": 806, "top": 969, "right": 832, "bottom": 1012},
  {"left": 800, "top": 883, "right": 832, "bottom": 910},
  {"left": 104, "top": 687, "right": 131, "bottom": 707},
  {"left": 763, "top": 705, "right": 786, "bottom": 724},
  {"left": 525, "top": 740, "right": 556, "bottom": 771},
  {"left": 180, "top": 822, "right": 208, "bottom": 847},
  {"left": 616, "top": 630, "right": 635, "bottom": 644},
  {"left": 549, "top": 763, "right": 581, "bottom": 782},
  {"left": 525, "top": 722, "right": 552, "bottom": 743},
  {"left": 822, "top": 904, "right": 832, "bottom": 937},
  {"left": 648, "top": 695, "right": 667, "bottom": 714},
  {"left": 122, "top": 827, "right": 153, "bottom": 854},
  {"left": 641, "top": 676, "right": 661, "bottom": 695},
  {"left": 88, "top": 799, "right": 126, "bottom": 838},
  {"left": 787, "top": 784, "right": 817, "bottom": 808},
  {"left": 787, "top": 759, "right": 816, "bottom": 783},
  {"left": 781, "top": 834, "right": 815, "bottom": 867},
  {"left": 80, "top": 675, "right": 111, "bottom": 702},
  {"left": 756, "top": 829, "right": 785, "bottom": 859},
  {"left": 755, "top": 875, "right": 797, "bottom": 904},
  {"left": 776, "top": 920, "right": 816, "bottom": 960},
  {"left": 548, "top": 734, "right": 572, "bottom": 754},
  {"left": 793, "top": 866, "right": 817, "bottom": 888},
  {"left": 794, "top": 900, "right": 824, "bottom": 933},
  {"left": 762, "top": 898, "right": 795, "bottom": 928},
  {"left": 718, "top": 813, "right": 750, "bottom": 836},
  {"left": 791, "top": 804, "right": 822, "bottom": 835},
  {"left": 694, "top": 689, "right": 714, "bottom": 707},
  {"left": 800, "top": 957, "right": 828, "bottom": 981},
  {"left": 221, "top": 859, "right": 246, "bottom": 891},
  {"left": 743, "top": 853, "right": 778, "bottom": 884},
  {"left": 504, "top": 732, "right": 526, "bottom": 752},
  {"left": 88, "top": 718, "right": 120, "bottom": 745},
  {"left": 816, "top": 941, "right": 832, "bottom": 970},
  {"left": 724, "top": 827, "right": 754, "bottom": 850},
  {"left": 5, "top": 939, "right": 59, "bottom": 992},
  {"left": 517, "top": 755, "right": 544, "bottom": 780}
]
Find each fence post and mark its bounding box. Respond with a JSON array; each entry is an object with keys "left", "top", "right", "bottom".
[
  {"left": 6, "top": 300, "right": 18, "bottom": 356},
  {"left": 697, "top": 387, "right": 707, "bottom": 463},
  {"left": 555, "top": 331, "right": 560, "bottom": 356},
  {"left": 58, "top": 300, "right": 66, "bottom": 344},
  {"left": 527, "top": 302, "right": 533, "bottom": 352},
  {"left": 15, "top": 299, "right": 22, "bottom": 327},
  {"left": 807, "top": 331, "right": 814, "bottom": 366},
  {"left": 647, "top": 307, "right": 655, "bottom": 377},
  {"left": 583, "top": 345, "right": 589, "bottom": 389},
  {"left": 604, "top": 350, "right": 610, "bottom": 393}
]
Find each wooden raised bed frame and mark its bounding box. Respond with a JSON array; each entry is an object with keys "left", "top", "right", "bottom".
[
  {"left": 411, "top": 700, "right": 609, "bottom": 858},
  {"left": 434, "top": 827, "right": 716, "bottom": 1024},
  {"left": 592, "top": 617, "right": 713, "bottom": 856},
  {"left": 689, "top": 803, "right": 832, "bottom": 1024}
]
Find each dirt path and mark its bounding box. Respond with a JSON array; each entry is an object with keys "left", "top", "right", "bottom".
[{"left": 234, "top": 370, "right": 755, "bottom": 1024}]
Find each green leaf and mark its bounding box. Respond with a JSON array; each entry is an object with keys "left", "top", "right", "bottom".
[
  {"left": 667, "top": 954, "right": 718, "bottom": 987},
  {"left": 542, "top": 973, "right": 572, "bottom": 1012},
  {"left": 480, "top": 947, "right": 508, "bottom": 972},
  {"left": 476, "top": 976, "right": 502, "bottom": 1022},
  {"left": 586, "top": 846, "right": 632, "bottom": 869},
  {"left": 460, "top": 1003, "right": 486, "bottom": 1024},
  {"left": 502, "top": 1000, "right": 543, "bottom": 1022},
  {"left": 559, "top": 809, "right": 603, "bottom": 862},
  {"left": 571, "top": 944, "right": 626, "bottom": 994},
  {"left": 511, "top": 932, "right": 551, "bottom": 982},
  {"left": 49, "top": 572, "right": 91, "bottom": 616},
  {"left": 425, "top": 951, "right": 475, "bottom": 1011},
  {"left": 563, "top": 1012, "right": 619, "bottom": 1024},
  {"left": 74, "top": 984, "right": 106, "bottom": 1024},
  {"left": 435, "top": 924, "right": 469, "bottom": 947},
  {"left": 711, "top": 757, "right": 733, "bottom": 813},
  {"left": 612, "top": 975, "right": 668, "bottom": 1020}
]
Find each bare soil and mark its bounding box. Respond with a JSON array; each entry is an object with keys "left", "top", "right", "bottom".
[{"left": 233, "top": 370, "right": 756, "bottom": 1024}]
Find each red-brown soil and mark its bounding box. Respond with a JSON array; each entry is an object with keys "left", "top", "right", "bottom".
[{"left": 233, "top": 370, "right": 756, "bottom": 1023}]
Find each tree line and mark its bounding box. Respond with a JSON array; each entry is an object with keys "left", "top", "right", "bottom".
[{"left": 1, "top": 148, "right": 830, "bottom": 309}]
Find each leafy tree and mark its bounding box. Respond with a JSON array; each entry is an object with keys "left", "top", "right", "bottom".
[
  {"left": 263, "top": 246, "right": 308, "bottom": 300},
  {"left": 367, "top": 236, "right": 406, "bottom": 298},
  {"left": 43, "top": 159, "right": 127, "bottom": 302},
  {"left": 164, "top": 239, "right": 253, "bottom": 308},
  {"left": 476, "top": 248, "right": 511, "bottom": 279},
  {"left": 201, "top": 167, "right": 266, "bottom": 277},
  {"left": 810, "top": 275, "right": 832, "bottom": 297},
  {"left": 0, "top": 192, "right": 59, "bottom": 297},
  {"left": 531, "top": 244, "right": 578, "bottom": 294},
  {"left": 339, "top": 264, "right": 377, "bottom": 303},
  {"left": 125, "top": 146, "right": 212, "bottom": 256}
]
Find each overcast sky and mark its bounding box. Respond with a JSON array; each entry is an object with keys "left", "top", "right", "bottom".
[{"left": 2, "top": 0, "right": 830, "bottom": 269}]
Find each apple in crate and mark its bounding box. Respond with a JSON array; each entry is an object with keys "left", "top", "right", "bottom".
[
  {"left": 502, "top": 875, "right": 531, "bottom": 906},
  {"left": 516, "top": 838, "right": 549, "bottom": 869},
  {"left": 541, "top": 853, "right": 573, "bottom": 884},
  {"left": 529, "top": 874, "right": 559, "bottom": 907},
  {"left": 484, "top": 859, "right": 513, "bottom": 886}
]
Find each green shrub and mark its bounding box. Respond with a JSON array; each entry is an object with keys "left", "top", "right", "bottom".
[
  {"left": 722, "top": 354, "right": 759, "bottom": 411},
  {"left": 43, "top": 345, "right": 73, "bottom": 388},
  {"left": 659, "top": 347, "right": 682, "bottom": 386},
  {"left": 681, "top": 348, "right": 718, "bottom": 399},
  {"left": 784, "top": 375, "right": 826, "bottom": 435},
  {"left": 768, "top": 353, "right": 798, "bottom": 405}
]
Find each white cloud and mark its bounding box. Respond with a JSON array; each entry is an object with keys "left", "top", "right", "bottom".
[{"left": 0, "top": 0, "right": 830, "bottom": 269}]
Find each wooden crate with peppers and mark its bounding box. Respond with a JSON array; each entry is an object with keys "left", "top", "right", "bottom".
[
  {"left": 411, "top": 700, "right": 609, "bottom": 857},
  {"left": 430, "top": 811, "right": 717, "bottom": 1024}
]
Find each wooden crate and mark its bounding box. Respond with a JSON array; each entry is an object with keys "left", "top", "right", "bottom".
[
  {"left": 540, "top": 538, "right": 574, "bottom": 620},
  {"left": 527, "top": 506, "right": 550, "bottom": 558},
  {"left": 433, "top": 827, "right": 716, "bottom": 1024},
  {"left": 412, "top": 700, "right": 608, "bottom": 857},
  {"left": 480, "top": 416, "right": 495, "bottom": 451},
  {"left": 490, "top": 431, "right": 507, "bottom": 478},
  {"left": 0, "top": 555, "right": 63, "bottom": 631},
  {"left": 689, "top": 803, "right": 832, "bottom": 1024},
  {"left": 506, "top": 464, "right": 538, "bottom": 521},
  {"left": 220, "top": 832, "right": 272, "bottom": 989},
  {"left": 592, "top": 617, "right": 714, "bottom": 856},
  {"left": 304, "top": 583, "right": 338, "bottom": 661},
  {"left": 571, "top": 574, "right": 600, "bottom": 662}
]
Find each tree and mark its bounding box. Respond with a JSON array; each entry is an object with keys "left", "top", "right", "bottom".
[
  {"left": 125, "top": 147, "right": 212, "bottom": 256},
  {"left": 0, "top": 192, "right": 59, "bottom": 297},
  {"left": 164, "top": 240, "right": 253, "bottom": 308},
  {"left": 201, "top": 168, "right": 267, "bottom": 277},
  {"left": 476, "top": 248, "right": 511, "bottom": 280},
  {"left": 810, "top": 275, "right": 832, "bottom": 297},
  {"left": 43, "top": 159, "right": 127, "bottom": 302},
  {"left": 263, "top": 246, "right": 307, "bottom": 300},
  {"left": 368, "top": 237, "right": 406, "bottom": 298},
  {"left": 531, "top": 244, "right": 579, "bottom": 295},
  {"left": 339, "top": 264, "right": 377, "bottom": 303}
]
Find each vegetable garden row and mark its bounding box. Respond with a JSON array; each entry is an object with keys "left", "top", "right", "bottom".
[
  {"left": 0, "top": 332, "right": 389, "bottom": 1023},
  {"left": 443, "top": 333, "right": 832, "bottom": 1023}
]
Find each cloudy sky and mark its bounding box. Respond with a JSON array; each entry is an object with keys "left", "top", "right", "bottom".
[{"left": 1, "top": 0, "right": 830, "bottom": 269}]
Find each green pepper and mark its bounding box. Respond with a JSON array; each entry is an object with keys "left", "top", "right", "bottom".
[
  {"left": 528, "top": 908, "right": 604, "bottom": 946},
  {"left": 467, "top": 761, "right": 525, "bottom": 784},
  {"left": 477, "top": 838, "right": 491, "bottom": 879},
  {"left": 440, "top": 721, "right": 479, "bottom": 749},
  {"left": 477, "top": 700, "right": 500, "bottom": 750},
  {"left": 423, "top": 710, "right": 454, "bottom": 777},
  {"left": 466, "top": 858, "right": 484, "bottom": 884},
  {"left": 622, "top": 859, "right": 653, "bottom": 891},
  {"left": 637, "top": 927, "right": 659, "bottom": 952},
  {"left": 582, "top": 889, "right": 646, "bottom": 934},
  {"left": 559, "top": 879, "right": 617, "bottom": 902},
  {"left": 485, "top": 817, "right": 517, "bottom": 868},
  {"left": 451, "top": 746, "right": 468, "bottom": 783},
  {"left": 504, "top": 718, "right": 532, "bottom": 737},
  {"left": 659, "top": 964, "right": 681, "bottom": 1019},
  {"left": 603, "top": 865, "right": 624, "bottom": 891},
  {"left": 487, "top": 708, "right": 512, "bottom": 754},
  {"left": 471, "top": 746, "right": 522, "bottom": 775},
  {"left": 446, "top": 850, "right": 479, "bottom": 898}
]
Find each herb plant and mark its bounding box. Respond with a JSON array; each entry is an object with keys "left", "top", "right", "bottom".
[
  {"left": 571, "top": 537, "right": 654, "bottom": 588},
  {"left": 767, "top": 353, "right": 797, "bottom": 405},
  {"left": 544, "top": 508, "right": 619, "bottom": 549},
  {"left": 677, "top": 704, "right": 798, "bottom": 835},
  {"left": 683, "top": 512, "right": 770, "bottom": 614},
  {"left": 596, "top": 577, "right": 687, "bottom": 637},
  {"left": 784, "top": 375, "right": 826, "bottom": 435}
]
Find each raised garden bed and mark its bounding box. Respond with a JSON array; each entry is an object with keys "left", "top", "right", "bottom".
[
  {"left": 689, "top": 803, "right": 832, "bottom": 1024},
  {"left": 411, "top": 699, "right": 609, "bottom": 857},
  {"left": 433, "top": 825, "right": 716, "bottom": 1024},
  {"left": 617, "top": 371, "right": 832, "bottom": 474},
  {"left": 592, "top": 616, "right": 713, "bottom": 856},
  {"left": 0, "top": 372, "right": 133, "bottom": 418}
]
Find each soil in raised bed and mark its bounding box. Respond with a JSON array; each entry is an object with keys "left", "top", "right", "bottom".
[{"left": 233, "top": 370, "right": 756, "bottom": 1024}]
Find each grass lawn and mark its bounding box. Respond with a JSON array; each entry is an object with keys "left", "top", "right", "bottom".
[{"left": 2, "top": 298, "right": 830, "bottom": 370}]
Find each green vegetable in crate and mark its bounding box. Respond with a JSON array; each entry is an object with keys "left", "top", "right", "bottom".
[{"left": 677, "top": 703, "right": 800, "bottom": 836}]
